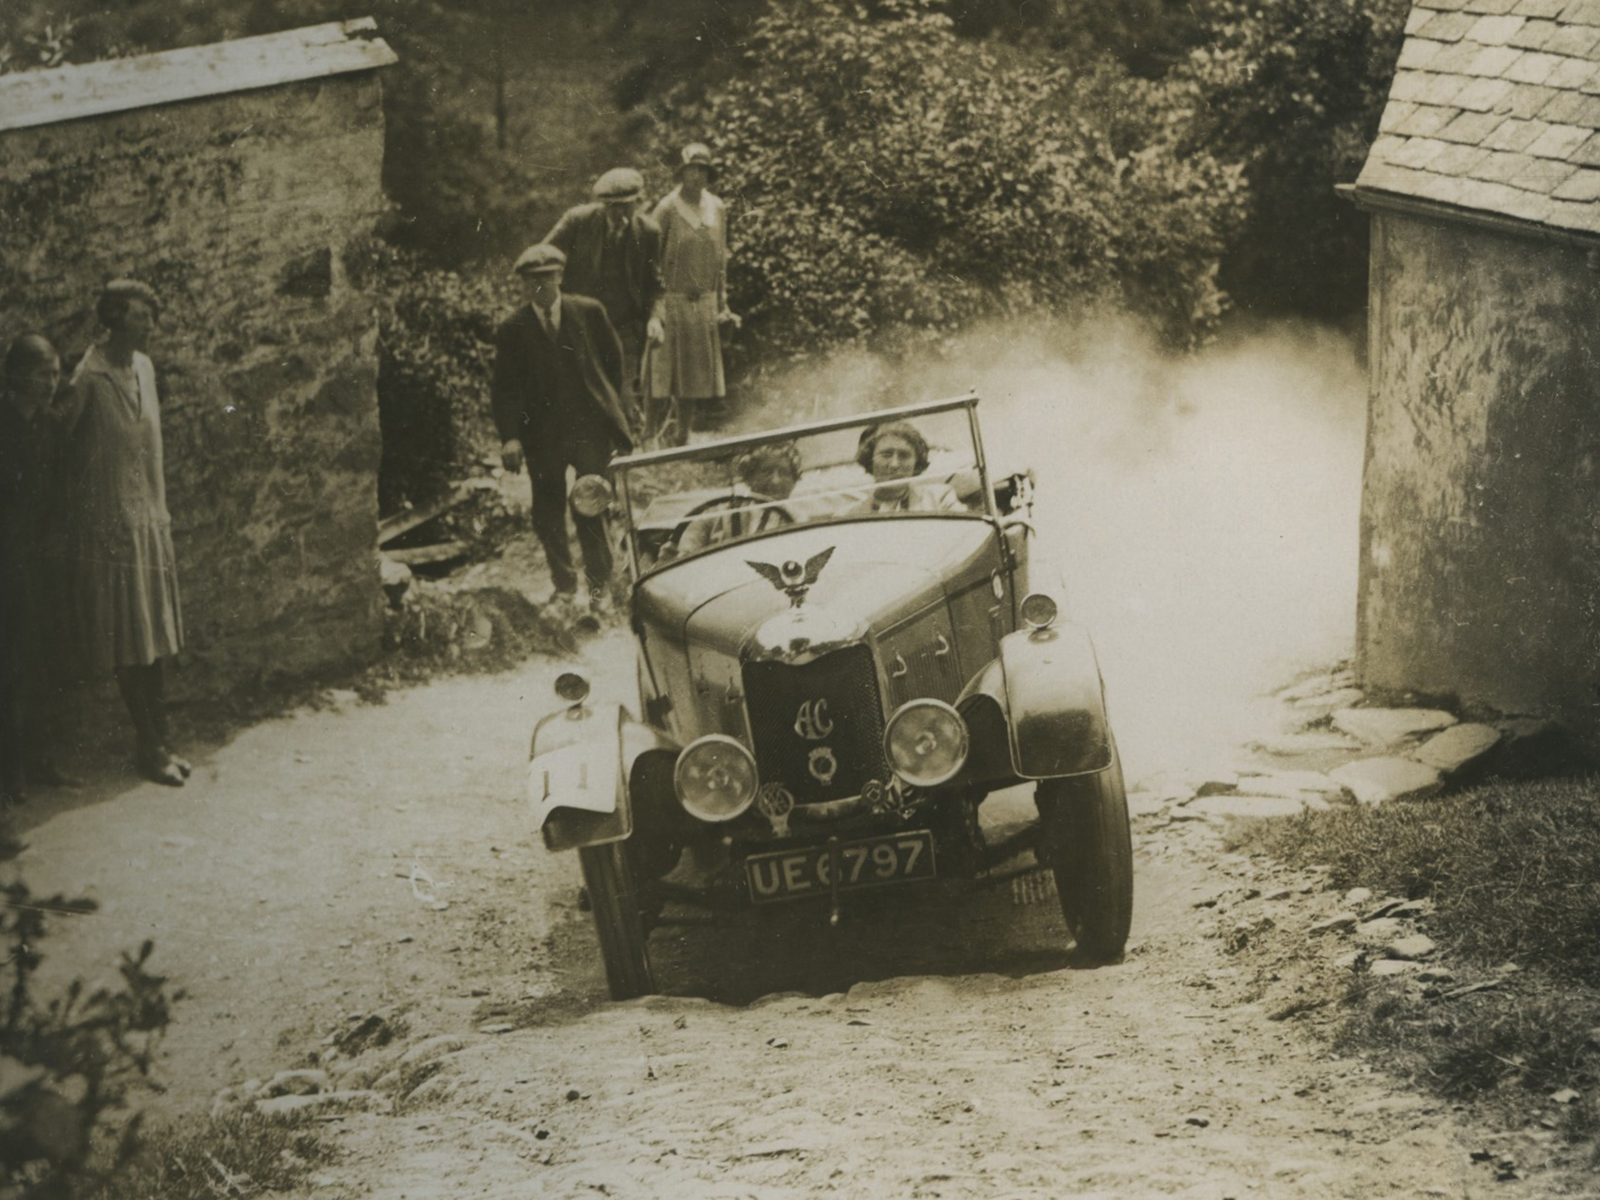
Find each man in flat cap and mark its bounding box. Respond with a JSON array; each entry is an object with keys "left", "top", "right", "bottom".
[
  {"left": 544, "top": 168, "right": 663, "bottom": 420},
  {"left": 491, "top": 244, "right": 634, "bottom": 608}
]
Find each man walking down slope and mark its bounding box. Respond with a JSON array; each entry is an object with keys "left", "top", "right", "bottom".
[
  {"left": 544, "top": 167, "right": 663, "bottom": 422},
  {"left": 490, "top": 244, "right": 634, "bottom": 611}
]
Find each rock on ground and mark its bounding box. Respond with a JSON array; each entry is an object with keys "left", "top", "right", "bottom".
[
  {"left": 1291, "top": 687, "right": 1366, "bottom": 712},
  {"left": 1332, "top": 708, "right": 1458, "bottom": 746},
  {"left": 1276, "top": 670, "right": 1357, "bottom": 704},
  {"left": 255, "top": 1090, "right": 391, "bottom": 1119},
  {"left": 263, "top": 1068, "right": 330, "bottom": 1097},
  {"left": 1410, "top": 723, "right": 1502, "bottom": 774},
  {"left": 1328, "top": 757, "right": 1444, "bottom": 805},
  {"left": 1370, "top": 959, "right": 1423, "bottom": 977},
  {"left": 1354, "top": 918, "right": 1404, "bottom": 946},
  {"left": 1387, "top": 934, "right": 1437, "bottom": 961},
  {"left": 1190, "top": 794, "right": 1331, "bottom": 820},
  {"left": 1233, "top": 770, "right": 1351, "bottom": 801},
  {"left": 1310, "top": 911, "right": 1359, "bottom": 936},
  {"left": 1249, "top": 730, "right": 1363, "bottom": 756}
]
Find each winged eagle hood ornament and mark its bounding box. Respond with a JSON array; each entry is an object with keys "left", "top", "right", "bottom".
[{"left": 747, "top": 546, "right": 835, "bottom": 607}]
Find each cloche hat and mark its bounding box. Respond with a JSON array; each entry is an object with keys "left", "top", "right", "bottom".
[{"left": 675, "top": 143, "right": 720, "bottom": 181}]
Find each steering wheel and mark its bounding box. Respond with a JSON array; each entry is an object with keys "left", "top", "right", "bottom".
[{"left": 670, "top": 493, "right": 799, "bottom": 547}]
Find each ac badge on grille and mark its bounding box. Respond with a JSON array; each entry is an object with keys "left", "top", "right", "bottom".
[
  {"left": 808, "top": 745, "right": 838, "bottom": 786},
  {"left": 793, "top": 698, "right": 833, "bottom": 741},
  {"left": 746, "top": 547, "right": 835, "bottom": 608}
]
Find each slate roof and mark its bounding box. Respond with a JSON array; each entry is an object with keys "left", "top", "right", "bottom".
[
  {"left": 0, "top": 19, "right": 396, "bottom": 135},
  {"left": 1356, "top": 0, "right": 1600, "bottom": 236}
]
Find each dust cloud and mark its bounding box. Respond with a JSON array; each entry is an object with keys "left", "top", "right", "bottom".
[{"left": 742, "top": 319, "right": 1369, "bottom": 780}]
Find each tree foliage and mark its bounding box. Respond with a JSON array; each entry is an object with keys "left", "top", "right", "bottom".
[
  {"left": 934, "top": 0, "right": 1410, "bottom": 318},
  {"left": 1179, "top": 0, "right": 1410, "bottom": 318},
  {"left": 657, "top": 0, "right": 1248, "bottom": 359},
  {"left": 0, "top": 826, "right": 175, "bottom": 1199},
  {"left": 345, "top": 240, "right": 510, "bottom": 512},
  {"left": 942, "top": 0, "right": 1214, "bottom": 77}
]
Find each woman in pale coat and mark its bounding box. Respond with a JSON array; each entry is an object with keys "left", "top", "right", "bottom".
[
  {"left": 59, "top": 280, "right": 190, "bottom": 786},
  {"left": 647, "top": 143, "right": 740, "bottom": 445}
]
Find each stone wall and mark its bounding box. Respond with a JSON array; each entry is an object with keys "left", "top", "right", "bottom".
[
  {"left": 0, "top": 72, "right": 389, "bottom": 695},
  {"left": 1359, "top": 210, "right": 1600, "bottom": 752}
]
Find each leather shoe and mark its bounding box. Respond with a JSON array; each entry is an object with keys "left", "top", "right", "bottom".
[{"left": 136, "top": 750, "right": 185, "bottom": 788}]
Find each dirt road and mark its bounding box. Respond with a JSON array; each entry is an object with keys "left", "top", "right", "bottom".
[
  {"left": 10, "top": 626, "right": 1586, "bottom": 1199},
  {"left": 11, "top": 333, "right": 1589, "bottom": 1195}
]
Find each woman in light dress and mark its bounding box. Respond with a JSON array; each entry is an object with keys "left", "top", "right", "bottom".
[
  {"left": 58, "top": 280, "right": 190, "bottom": 786},
  {"left": 647, "top": 143, "right": 740, "bottom": 446}
]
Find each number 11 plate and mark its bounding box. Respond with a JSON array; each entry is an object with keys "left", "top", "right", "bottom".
[{"left": 744, "top": 830, "right": 937, "bottom": 904}]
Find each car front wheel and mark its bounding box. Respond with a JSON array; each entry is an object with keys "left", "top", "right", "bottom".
[
  {"left": 1035, "top": 747, "right": 1133, "bottom": 963},
  {"left": 578, "top": 840, "right": 656, "bottom": 1000}
]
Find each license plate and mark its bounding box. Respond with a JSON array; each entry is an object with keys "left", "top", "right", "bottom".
[{"left": 744, "top": 830, "right": 936, "bottom": 904}]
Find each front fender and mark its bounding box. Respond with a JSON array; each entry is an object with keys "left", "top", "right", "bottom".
[
  {"left": 528, "top": 702, "right": 678, "bottom": 851},
  {"left": 957, "top": 622, "right": 1112, "bottom": 780}
]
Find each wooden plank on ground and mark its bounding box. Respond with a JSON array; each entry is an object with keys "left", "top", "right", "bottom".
[
  {"left": 378, "top": 485, "right": 469, "bottom": 546},
  {"left": 385, "top": 541, "right": 468, "bottom": 567}
]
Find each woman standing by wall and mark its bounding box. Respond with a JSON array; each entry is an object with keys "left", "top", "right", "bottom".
[
  {"left": 0, "top": 334, "right": 80, "bottom": 805},
  {"left": 647, "top": 143, "right": 740, "bottom": 446},
  {"left": 58, "top": 280, "right": 190, "bottom": 787}
]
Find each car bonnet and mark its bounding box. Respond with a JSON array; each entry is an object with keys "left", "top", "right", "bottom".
[{"left": 634, "top": 517, "right": 996, "bottom": 656}]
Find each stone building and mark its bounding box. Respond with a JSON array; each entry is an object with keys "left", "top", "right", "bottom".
[
  {"left": 1351, "top": 0, "right": 1600, "bottom": 752},
  {"left": 0, "top": 20, "right": 397, "bottom": 694}
]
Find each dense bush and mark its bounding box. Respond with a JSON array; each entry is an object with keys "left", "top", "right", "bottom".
[
  {"left": 943, "top": 0, "right": 1214, "bottom": 77},
  {"left": 941, "top": 0, "right": 1411, "bottom": 319},
  {"left": 656, "top": 0, "right": 1248, "bottom": 360},
  {"left": 347, "top": 242, "right": 511, "bottom": 514},
  {"left": 0, "top": 825, "right": 175, "bottom": 1199},
  {"left": 1175, "top": 0, "right": 1409, "bottom": 317}
]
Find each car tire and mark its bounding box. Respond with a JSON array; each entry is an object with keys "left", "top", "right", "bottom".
[
  {"left": 1035, "top": 746, "right": 1133, "bottom": 963},
  {"left": 578, "top": 840, "right": 656, "bottom": 1000}
]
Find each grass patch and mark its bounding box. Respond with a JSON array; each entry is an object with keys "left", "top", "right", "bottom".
[
  {"left": 1239, "top": 776, "right": 1600, "bottom": 1152},
  {"left": 77, "top": 1112, "right": 337, "bottom": 1200},
  {"left": 1250, "top": 777, "right": 1600, "bottom": 983}
]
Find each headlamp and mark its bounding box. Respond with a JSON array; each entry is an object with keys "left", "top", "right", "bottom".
[
  {"left": 554, "top": 671, "right": 591, "bottom": 704},
  {"left": 1020, "top": 592, "right": 1059, "bottom": 630},
  {"left": 674, "top": 735, "right": 759, "bottom": 822},
  {"left": 570, "top": 474, "right": 614, "bottom": 518},
  {"left": 884, "top": 699, "right": 969, "bottom": 788}
]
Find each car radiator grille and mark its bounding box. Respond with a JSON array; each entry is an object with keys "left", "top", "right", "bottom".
[{"left": 743, "top": 645, "right": 887, "bottom": 805}]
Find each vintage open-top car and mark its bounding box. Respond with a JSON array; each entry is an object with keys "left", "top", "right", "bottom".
[{"left": 527, "top": 394, "right": 1132, "bottom": 999}]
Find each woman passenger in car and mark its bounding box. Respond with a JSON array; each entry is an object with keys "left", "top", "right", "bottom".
[
  {"left": 850, "top": 421, "right": 961, "bottom": 514},
  {"left": 676, "top": 441, "right": 802, "bottom": 554}
]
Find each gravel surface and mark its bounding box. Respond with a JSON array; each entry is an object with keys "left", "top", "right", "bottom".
[{"left": 9, "top": 628, "right": 1592, "bottom": 1198}]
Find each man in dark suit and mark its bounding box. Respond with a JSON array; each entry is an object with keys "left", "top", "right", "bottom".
[
  {"left": 544, "top": 167, "right": 663, "bottom": 416},
  {"left": 491, "top": 244, "right": 635, "bottom": 607}
]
